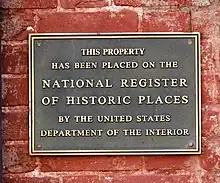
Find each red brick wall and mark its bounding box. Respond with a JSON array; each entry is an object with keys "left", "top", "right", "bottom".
[{"left": 1, "top": 0, "right": 220, "bottom": 182}]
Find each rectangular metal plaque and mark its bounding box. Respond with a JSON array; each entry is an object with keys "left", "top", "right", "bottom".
[{"left": 29, "top": 33, "right": 201, "bottom": 155}]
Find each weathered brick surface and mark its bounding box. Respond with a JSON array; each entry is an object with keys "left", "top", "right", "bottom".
[
  {"left": 202, "top": 106, "right": 220, "bottom": 137},
  {"left": 40, "top": 156, "right": 142, "bottom": 171},
  {"left": 192, "top": 0, "right": 214, "bottom": 6},
  {"left": 109, "top": 174, "right": 197, "bottom": 183},
  {"left": 60, "top": 0, "right": 108, "bottom": 8},
  {"left": 2, "top": 44, "right": 28, "bottom": 74},
  {"left": 144, "top": 156, "right": 193, "bottom": 170},
  {"left": 201, "top": 74, "right": 219, "bottom": 104},
  {"left": 70, "top": 174, "right": 197, "bottom": 183},
  {"left": 114, "top": 0, "right": 191, "bottom": 7},
  {"left": 1, "top": 10, "right": 35, "bottom": 40},
  {"left": 37, "top": 11, "right": 138, "bottom": 33},
  {"left": 3, "top": 144, "right": 37, "bottom": 173},
  {"left": 201, "top": 40, "right": 215, "bottom": 71},
  {"left": 191, "top": 9, "right": 218, "bottom": 38},
  {"left": 62, "top": 173, "right": 197, "bottom": 183},
  {"left": 1, "top": 0, "right": 57, "bottom": 9},
  {"left": 141, "top": 10, "right": 189, "bottom": 32},
  {"left": 115, "top": 0, "right": 215, "bottom": 6},
  {"left": 2, "top": 76, "right": 28, "bottom": 106},
  {"left": 3, "top": 176, "right": 59, "bottom": 183},
  {"left": 202, "top": 171, "right": 220, "bottom": 183},
  {"left": 63, "top": 175, "right": 104, "bottom": 183},
  {"left": 200, "top": 138, "right": 220, "bottom": 170},
  {"left": 2, "top": 107, "right": 29, "bottom": 141}
]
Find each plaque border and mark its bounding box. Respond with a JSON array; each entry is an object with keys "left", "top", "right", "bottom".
[{"left": 29, "top": 32, "right": 201, "bottom": 155}]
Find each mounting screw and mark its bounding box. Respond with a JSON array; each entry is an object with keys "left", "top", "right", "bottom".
[
  {"left": 188, "top": 141, "right": 194, "bottom": 147},
  {"left": 36, "top": 144, "right": 42, "bottom": 148},
  {"left": 188, "top": 39, "right": 192, "bottom": 45},
  {"left": 37, "top": 41, "right": 41, "bottom": 47}
]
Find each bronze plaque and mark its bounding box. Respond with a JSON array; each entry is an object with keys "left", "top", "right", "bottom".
[{"left": 29, "top": 33, "right": 201, "bottom": 155}]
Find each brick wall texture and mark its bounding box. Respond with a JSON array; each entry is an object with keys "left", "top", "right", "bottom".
[{"left": 1, "top": 0, "right": 220, "bottom": 182}]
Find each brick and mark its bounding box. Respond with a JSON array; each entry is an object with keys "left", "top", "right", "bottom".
[
  {"left": 60, "top": 0, "right": 108, "bottom": 8},
  {"left": 200, "top": 138, "right": 220, "bottom": 170},
  {"left": 1, "top": 10, "right": 35, "bottom": 41},
  {"left": 1, "top": 0, "right": 57, "bottom": 8},
  {"left": 200, "top": 40, "right": 215, "bottom": 71},
  {"left": 202, "top": 106, "right": 220, "bottom": 137},
  {"left": 63, "top": 174, "right": 197, "bottom": 183},
  {"left": 66, "top": 173, "right": 197, "bottom": 183},
  {"left": 2, "top": 44, "right": 28, "bottom": 74},
  {"left": 109, "top": 174, "right": 197, "bottom": 183},
  {"left": 3, "top": 176, "right": 59, "bottom": 183},
  {"left": 3, "top": 144, "right": 37, "bottom": 173},
  {"left": 2, "top": 76, "right": 28, "bottom": 106},
  {"left": 191, "top": 9, "right": 218, "bottom": 38},
  {"left": 143, "top": 156, "right": 193, "bottom": 170},
  {"left": 202, "top": 171, "right": 220, "bottom": 183},
  {"left": 141, "top": 10, "right": 189, "bottom": 32},
  {"left": 37, "top": 11, "right": 138, "bottom": 33},
  {"left": 114, "top": 0, "right": 191, "bottom": 7},
  {"left": 63, "top": 175, "right": 103, "bottom": 183},
  {"left": 40, "top": 156, "right": 142, "bottom": 172},
  {"left": 201, "top": 74, "right": 219, "bottom": 104},
  {"left": 192, "top": 0, "right": 213, "bottom": 6},
  {"left": 2, "top": 107, "right": 29, "bottom": 141}
]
